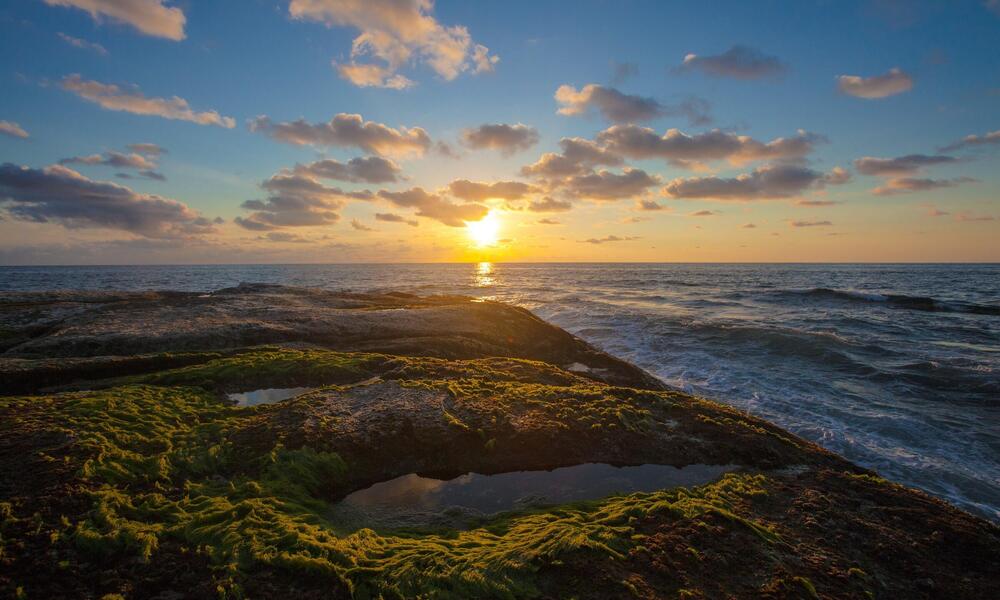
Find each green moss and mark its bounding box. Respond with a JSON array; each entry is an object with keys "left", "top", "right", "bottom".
[
  {"left": 116, "top": 347, "right": 388, "bottom": 391},
  {"left": 792, "top": 576, "right": 820, "bottom": 599},
  {"left": 2, "top": 350, "right": 792, "bottom": 598}
]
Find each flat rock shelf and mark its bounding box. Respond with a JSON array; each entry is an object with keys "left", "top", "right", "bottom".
[{"left": 0, "top": 284, "right": 997, "bottom": 599}]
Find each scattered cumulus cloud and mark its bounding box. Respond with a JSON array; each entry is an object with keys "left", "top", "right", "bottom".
[
  {"left": 248, "top": 113, "right": 431, "bottom": 157},
  {"left": 0, "top": 121, "right": 29, "bottom": 139},
  {"left": 872, "top": 176, "right": 977, "bottom": 196},
  {"left": 582, "top": 235, "right": 639, "bottom": 244},
  {"left": 289, "top": 0, "right": 497, "bottom": 87},
  {"left": 57, "top": 32, "right": 108, "bottom": 55},
  {"left": 940, "top": 129, "right": 1000, "bottom": 152},
  {"left": 563, "top": 168, "right": 660, "bottom": 201},
  {"left": 536, "top": 218, "right": 561, "bottom": 225},
  {"left": 679, "top": 45, "right": 787, "bottom": 80},
  {"left": 234, "top": 169, "right": 375, "bottom": 231},
  {"left": 375, "top": 212, "right": 418, "bottom": 226},
  {"left": 837, "top": 68, "right": 913, "bottom": 99},
  {"left": 447, "top": 180, "right": 538, "bottom": 201},
  {"left": 61, "top": 75, "right": 235, "bottom": 128},
  {"left": 60, "top": 151, "right": 157, "bottom": 171},
  {"left": 638, "top": 199, "right": 667, "bottom": 211},
  {"left": 377, "top": 187, "right": 488, "bottom": 227},
  {"left": 127, "top": 143, "right": 165, "bottom": 156},
  {"left": 597, "top": 125, "right": 825, "bottom": 168},
  {"left": 662, "top": 165, "right": 849, "bottom": 201},
  {"left": 294, "top": 156, "right": 402, "bottom": 184},
  {"left": 789, "top": 220, "right": 833, "bottom": 227},
  {"left": 555, "top": 84, "right": 711, "bottom": 125},
  {"left": 854, "top": 154, "right": 957, "bottom": 175},
  {"left": 43, "top": 0, "right": 185, "bottom": 40},
  {"left": 527, "top": 197, "right": 572, "bottom": 212},
  {"left": 460, "top": 123, "right": 540, "bottom": 156},
  {"left": 521, "top": 137, "right": 624, "bottom": 180},
  {"left": 350, "top": 219, "right": 374, "bottom": 231},
  {"left": 0, "top": 163, "right": 214, "bottom": 238}
]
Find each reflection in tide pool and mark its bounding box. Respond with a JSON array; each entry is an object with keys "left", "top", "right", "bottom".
[
  {"left": 227, "top": 387, "right": 314, "bottom": 407},
  {"left": 332, "top": 463, "right": 735, "bottom": 530}
]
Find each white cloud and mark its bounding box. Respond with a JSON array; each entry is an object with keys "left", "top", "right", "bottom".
[
  {"left": 289, "top": 0, "right": 497, "bottom": 86},
  {"left": 57, "top": 32, "right": 108, "bottom": 55},
  {"left": 61, "top": 75, "right": 235, "bottom": 128},
  {"left": 679, "top": 45, "right": 787, "bottom": 80},
  {"left": 44, "top": 0, "right": 185, "bottom": 41},
  {"left": 0, "top": 121, "right": 29, "bottom": 139},
  {"left": 249, "top": 113, "right": 431, "bottom": 157},
  {"left": 837, "top": 68, "right": 913, "bottom": 99}
]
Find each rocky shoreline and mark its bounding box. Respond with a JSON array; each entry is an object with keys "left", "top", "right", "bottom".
[{"left": 1, "top": 285, "right": 997, "bottom": 598}]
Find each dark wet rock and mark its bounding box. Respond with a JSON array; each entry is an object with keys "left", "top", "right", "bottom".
[{"left": 0, "top": 283, "right": 662, "bottom": 392}]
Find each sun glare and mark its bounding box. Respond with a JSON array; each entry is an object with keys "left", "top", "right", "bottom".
[{"left": 466, "top": 212, "right": 500, "bottom": 247}]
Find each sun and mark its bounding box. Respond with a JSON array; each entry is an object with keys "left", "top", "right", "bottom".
[{"left": 466, "top": 211, "right": 500, "bottom": 247}]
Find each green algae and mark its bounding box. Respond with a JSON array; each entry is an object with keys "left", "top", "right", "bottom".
[{"left": 2, "top": 358, "right": 779, "bottom": 598}]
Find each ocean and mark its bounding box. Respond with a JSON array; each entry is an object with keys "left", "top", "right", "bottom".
[{"left": 1, "top": 263, "right": 997, "bottom": 520}]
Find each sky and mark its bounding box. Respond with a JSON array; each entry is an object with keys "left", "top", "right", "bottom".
[{"left": 0, "top": 0, "right": 998, "bottom": 264}]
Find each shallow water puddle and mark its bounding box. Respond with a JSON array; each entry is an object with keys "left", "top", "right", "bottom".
[
  {"left": 332, "top": 463, "right": 736, "bottom": 529},
  {"left": 227, "top": 387, "right": 314, "bottom": 407}
]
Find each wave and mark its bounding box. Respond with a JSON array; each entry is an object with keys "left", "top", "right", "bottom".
[{"left": 776, "top": 288, "right": 1000, "bottom": 316}]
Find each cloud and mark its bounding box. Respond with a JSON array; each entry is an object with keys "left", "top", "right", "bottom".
[
  {"left": 447, "top": 179, "right": 538, "bottom": 201},
  {"left": 375, "top": 212, "right": 418, "bottom": 226},
  {"left": 610, "top": 61, "right": 638, "bottom": 85},
  {"left": 248, "top": 113, "right": 430, "bottom": 157},
  {"left": 638, "top": 199, "right": 667, "bottom": 211},
  {"left": 555, "top": 84, "right": 711, "bottom": 125},
  {"left": 0, "top": 163, "right": 213, "bottom": 237},
  {"left": 854, "top": 154, "right": 956, "bottom": 176},
  {"left": 61, "top": 75, "right": 235, "bottom": 128},
  {"left": 690, "top": 210, "right": 718, "bottom": 217},
  {"left": 289, "top": 0, "right": 497, "bottom": 86},
  {"left": 60, "top": 151, "right": 157, "bottom": 170},
  {"left": 461, "top": 123, "right": 540, "bottom": 156},
  {"left": 556, "top": 84, "right": 661, "bottom": 123},
  {"left": 940, "top": 130, "right": 1000, "bottom": 152},
  {"left": 294, "top": 156, "right": 402, "bottom": 184},
  {"left": 350, "top": 219, "right": 374, "bottom": 231},
  {"left": 837, "top": 68, "right": 913, "bottom": 99},
  {"left": 0, "top": 121, "right": 29, "bottom": 139},
  {"left": 377, "top": 187, "right": 488, "bottom": 226},
  {"left": 234, "top": 171, "right": 375, "bottom": 231},
  {"left": 527, "top": 197, "right": 572, "bottom": 212},
  {"left": 335, "top": 62, "right": 415, "bottom": 90},
  {"left": 662, "top": 165, "right": 848, "bottom": 200},
  {"left": 679, "top": 45, "right": 787, "bottom": 80},
  {"left": 520, "top": 137, "right": 624, "bottom": 179},
  {"left": 582, "top": 235, "right": 639, "bottom": 244},
  {"left": 537, "top": 218, "right": 561, "bottom": 225},
  {"left": 985, "top": 0, "right": 1000, "bottom": 16},
  {"left": 742, "top": 223, "right": 757, "bottom": 228},
  {"left": 597, "top": 125, "right": 824, "bottom": 167},
  {"left": 43, "top": 0, "right": 185, "bottom": 40},
  {"left": 789, "top": 220, "right": 832, "bottom": 227},
  {"left": 263, "top": 231, "right": 311, "bottom": 243},
  {"left": 564, "top": 168, "right": 660, "bottom": 200},
  {"left": 872, "top": 177, "right": 977, "bottom": 196},
  {"left": 795, "top": 199, "right": 840, "bottom": 207},
  {"left": 57, "top": 32, "right": 108, "bottom": 55},
  {"left": 127, "top": 143, "right": 165, "bottom": 156},
  {"left": 925, "top": 207, "right": 949, "bottom": 217}
]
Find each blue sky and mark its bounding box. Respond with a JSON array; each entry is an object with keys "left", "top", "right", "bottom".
[{"left": 0, "top": 0, "right": 998, "bottom": 263}]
